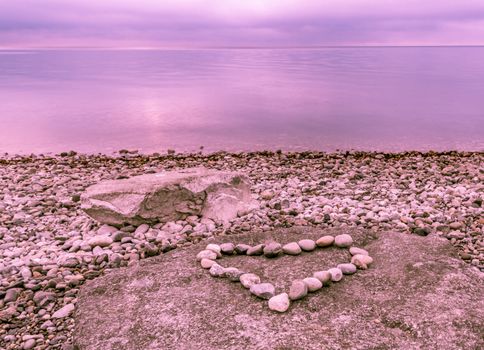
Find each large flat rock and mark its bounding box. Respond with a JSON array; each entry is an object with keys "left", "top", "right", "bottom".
[{"left": 74, "top": 228, "right": 484, "bottom": 350}]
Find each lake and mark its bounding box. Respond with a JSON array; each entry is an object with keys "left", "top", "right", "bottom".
[{"left": 0, "top": 47, "right": 483, "bottom": 154}]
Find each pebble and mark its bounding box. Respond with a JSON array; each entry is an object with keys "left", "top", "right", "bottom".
[
  {"left": 288, "top": 280, "right": 308, "bottom": 300},
  {"left": 282, "top": 242, "right": 302, "bottom": 255},
  {"left": 196, "top": 250, "right": 217, "bottom": 261},
  {"left": 316, "top": 235, "right": 335, "bottom": 247},
  {"left": 349, "top": 247, "right": 369, "bottom": 256},
  {"left": 250, "top": 283, "right": 276, "bottom": 299},
  {"left": 52, "top": 303, "right": 75, "bottom": 319},
  {"left": 234, "top": 244, "right": 251, "bottom": 255},
  {"left": 298, "top": 239, "right": 316, "bottom": 251},
  {"left": 246, "top": 244, "right": 265, "bottom": 256},
  {"left": 224, "top": 267, "right": 244, "bottom": 282},
  {"left": 328, "top": 267, "right": 343, "bottom": 282},
  {"left": 337, "top": 263, "right": 357, "bottom": 275},
  {"left": 4, "top": 288, "right": 21, "bottom": 303},
  {"left": 205, "top": 243, "right": 221, "bottom": 255},
  {"left": 220, "top": 243, "right": 235, "bottom": 255},
  {"left": 334, "top": 234, "right": 353, "bottom": 248},
  {"left": 87, "top": 235, "right": 113, "bottom": 248},
  {"left": 263, "top": 242, "right": 282, "bottom": 258},
  {"left": 209, "top": 263, "right": 226, "bottom": 277},
  {"left": 200, "top": 258, "right": 216, "bottom": 269},
  {"left": 302, "top": 277, "right": 323, "bottom": 292},
  {"left": 268, "top": 293, "right": 290, "bottom": 312},
  {"left": 240, "top": 273, "right": 261, "bottom": 289},
  {"left": 313, "top": 271, "right": 332, "bottom": 285},
  {"left": 23, "top": 339, "right": 36, "bottom": 349}
]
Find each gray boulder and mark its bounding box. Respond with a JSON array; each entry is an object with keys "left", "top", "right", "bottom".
[{"left": 81, "top": 168, "right": 256, "bottom": 226}]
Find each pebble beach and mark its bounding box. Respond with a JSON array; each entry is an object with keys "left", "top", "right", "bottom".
[{"left": 0, "top": 150, "right": 483, "bottom": 349}]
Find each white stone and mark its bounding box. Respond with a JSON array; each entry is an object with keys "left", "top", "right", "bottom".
[
  {"left": 268, "top": 293, "right": 290, "bottom": 312},
  {"left": 240, "top": 273, "right": 261, "bottom": 289},
  {"left": 87, "top": 235, "right": 113, "bottom": 248},
  {"left": 334, "top": 234, "right": 353, "bottom": 248},
  {"left": 282, "top": 242, "right": 302, "bottom": 255},
  {"left": 200, "top": 258, "right": 216, "bottom": 269},
  {"left": 328, "top": 267, "right": 343, "bottom": 282},
  {"left": 196, "top": 250, "right": 217, "bottom": 261},
  {"left": 303, "top": 277, "right": 323, "bottom": 292},
  {"left": 250, "top": 283, "right": 275, "bottom": 299},
  {"left": 349, "top": 247, "right": 369, "bottom": 256},
  {"left": 52, "top": 303, "right": 75, "bottom": 319}
]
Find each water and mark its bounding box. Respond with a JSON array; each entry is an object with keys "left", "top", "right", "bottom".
[{"left": 0, "top": 47, "right": 483, "bottom": 154}]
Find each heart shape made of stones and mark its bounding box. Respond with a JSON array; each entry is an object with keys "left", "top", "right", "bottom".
[{"left": 196, "top": 234, "right": 374, "bottom": 312}]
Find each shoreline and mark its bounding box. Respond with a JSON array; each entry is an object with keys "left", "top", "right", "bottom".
[{"left": 1, "top": 150, "right": 483, "bottom": 349}]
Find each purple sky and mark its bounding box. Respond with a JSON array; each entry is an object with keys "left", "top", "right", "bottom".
[{"left": 1, "top": 0, "right": 484, "bottom": 48}]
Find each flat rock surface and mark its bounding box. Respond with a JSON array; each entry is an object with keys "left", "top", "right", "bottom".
[{"left": 74, "top": 227, "right": 484, "bottom": 350}]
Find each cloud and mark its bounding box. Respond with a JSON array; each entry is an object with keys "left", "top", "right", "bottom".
[{"left": 1, "top": 0, "right": 484, "bottom": 47}]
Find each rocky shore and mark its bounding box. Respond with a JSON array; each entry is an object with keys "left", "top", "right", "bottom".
[{"left": 0, "top": 150, "right": 483, "bottom": 349}]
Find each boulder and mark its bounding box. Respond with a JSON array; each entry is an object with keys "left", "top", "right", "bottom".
[
  {"left": 81, "top": 168, "right": 256, "bottom": 226},
  {"left": 74, "top": 228, "right": 484, "bottom": 350}
]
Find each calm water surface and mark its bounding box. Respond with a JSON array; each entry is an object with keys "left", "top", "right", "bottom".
[{"left": 0, "top": 47, "right": 483, "bottom": 154}]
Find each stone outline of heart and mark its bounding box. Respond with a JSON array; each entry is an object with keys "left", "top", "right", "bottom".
[{"left": 196, "top": 234, "right": 374, "bottom": 312}]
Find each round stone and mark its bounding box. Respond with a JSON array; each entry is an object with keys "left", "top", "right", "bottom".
[
  {"left": 288, "top": 280, "right": 308, "bottom": 300},
  {"left": 205, "top": 244, "right": 221, "bottom": 255},
  {"left": 334, "top": 234, "right": 353, "bottom": 248},
  {"left": 337, "top": 263, "right": 357, "bottom": 275},
  {"left": 209, "top": 263, "right": 226, "bottom": 277},
  {"left": 351, "top": 254, "right": 374, "bottom": 269},
  {"left": 196, "top": 250, "right": 217, "bottom": 261},
  {"left": 200, "top": 258, "right": 216, "bottom": 269},
  {"left": 268, "top": 293, "right": 290, "bottom": 312},
  {"left": 23, "top": 339, "right": 36, "bottom": 350},
  {"left": 316, "top": 235, "right": 335, "bottom": 247},
  {"left": 240, "top": 273, "right": 261, "bottom": 289},
  {"left": 328, "top": 267, "right": 343, "bottom": 282},
  {"left": 282, "top": 242, "right": 302, "bottom": 255},
  {"left": 263, "top": 242, "right": 282, "bottom": 258},
  {"left": 88, "top": 235, "right": 113, "bottom": 248},
  {"left": 250, "top": 283, "right": 276, "bottom": 299},
  {"left": 234, "top": 244, "right": 251, "bottom": 254},
  {"left": 224, "top": 267, "right": 244, "bottom": 282},
  {"left": 298, "top": 239, "right": 316, "bottom": 252},
  {"left": 313, "top": 271, "right": 332, "bottom": 285},
  {"left": 349, "top": 247, "right": 369, "bottom": 256},
  {"left": 247, "top": 244, "right": 265, "bottom": 256},
  {"left": 220, "top": 243, "right": 235, "bottom": 255},
  {"left": 303, "top": 277, "right": 323, "bottom": 292}
]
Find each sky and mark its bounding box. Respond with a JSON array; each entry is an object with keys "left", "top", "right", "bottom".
[{"left": 1, "top": 0, "right": 484, "bottom": 48}]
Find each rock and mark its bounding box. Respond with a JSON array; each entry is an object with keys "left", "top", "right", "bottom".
[
  {"left": 316, "top": 235, "right": 334, "bottom": 247},
  {"left": 205, "top": 244, "right": 221, "bottom": 255},
  {"left": 337, "top": 263, "right": 357, "bottom": 275},
  {"left": 449, "top": 222, "right": 463, "bottom": 230},
  {"left": 209, "top": 263, "right": 225, "bottom": 277},
  {"left": 263, "top": 242, "right": 282, "bottom": 258},
  {"left": 88, "top": 235, "right": 113, "bottom": 248},
  {"left": 246, "top": 244, "right": 264, "bottom": 256},
  {"left": 302, "top": 277, "right": 323, "bottom": 292},
  {"left": 200, "top": 258, "right": 216, "bottom": 269},
  {"left": 334, "top": 234, "right": 353, "bottom": 248},
  {"left": 282, "top": 242, "right": 302, "bottom": 255},
  {"left": 220, "top": 243, "right": 235, "bottom": 255},
  {"left": 268, "top": 293, "right": 290, "bottom": 313},
  {"left": 349, "top": 247, "right": 369, "bottom": 256},
  {"left": 288, "top": 280, "right": 308, "bottom": 300},
  {"left": 4, "top": 288, "right": 21, "bottom": 303},
  {"left": 234, "top": 244, "right": 251, "bottom": 255},
  {"left": 298, "top": 239, "right": 316, "bottom": 251},
  {"left": 328, "top": 267, "right": 343, "bottom": 281},
  {"left": 52, "top": 303, "right": 75, "bottom": 318},
  {"left": 224, "top": 267, "right": 244, "bottom": 282},
  {"left": 313, "top": 271, "right": 332, "bottom": 285},
  {"left": 33, "top": 291, "right": 56, "bottom": 307},
  {"left": 81, "top": 168, "right": 256, "bottom": 226},
  {"left": 250, "top": 283, "right": 276, "bottom": 299},
  {"left": 196, "top": 250, "right": 217, "bottom": 261},
  {"left": 22, "top": 339, "right": 36, "bottom": 350},
  {"left": 351, "top": 255, "right": 374, "bottom": 269},
  {"left": 239, "top": 273, "right": 261, "bottom": 289}
]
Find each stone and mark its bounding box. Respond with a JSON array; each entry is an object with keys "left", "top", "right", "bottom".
[
  {"left": 334, "top": 234, "right": 353, "bottom": 248},
  {"left": 268, "top": 293, "right": 290, "bottom": 313},
  {"left": 196, "top": 250, "right": 217, "bottom": 261},
  {"left": 205, "top": 244, "right": 221, "bottom": 255},
  {"left": 337, "top": 263, "right": 357, "bottom": 275},
  {"left": 22, "top": 339, "right": 36, "bottom": 350},
  {"left": 234, "top": 244, "right": 251, "bottom": 255},
  {"left": 200, "top": 258, "right": 216, "bottom": 269},
  {"left": 88, "top": 235, "right": 113, "bottom": 248},
  {"left": 81, "top": 168, "right": 256, "bottom": 226},
  {"left": 33, "top": 291, "right": 56, "bottom": 307},
  {"left": 209, "top": 263, "right": 225, "bottom": 277},
  {"left": 246, "top": 244, "right": 264, "bottom": 256},
  {"left": 351, "top": 254, "right": 374, "bottom": 269},
  {"left": 250, "top": 283, "right": 276, "bottom": 299},
  {"left": 298, "top": 239, "right": 316, "bottom": 251},
  {"left": 4, "top": 288, "right": 21, "bottom": 303},
  {"left": 349, "top": 247, "right": 369, "bottom": 256},
  {"left": 303, "top": 277, "right": 323, "bottom": 292},
  {"left": 282, "top": 242, "right": 302, "bottom": 255},
  {"left": 224, "top": 267, "right": 244, "bottom": 282},
  {"left": 239, "top": 273, "right": 261, "bottom": 289},
  {"left": 316, "top": 235, "right": 335, "bottom": 247},
  {"left": 328, "top": 267, "right": 343, "bottom": 282},
  {"left": 313, "top": 271, "right": 332, "bottom": 285},
  {"left": 220, "top": 243, "right": 235, "bottom": 255},
  {"left": 52, "top": 303, "right": 75, "bottom": 318},
  {"left": 263, "top": 242, "right": 282, "bottom": 258},
  {"left": 288, "top": 280, "right": 308, "bottom": 300}
]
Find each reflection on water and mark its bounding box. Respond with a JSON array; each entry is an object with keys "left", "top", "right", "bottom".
[{"left": 0, "top": 47, "right": 483, "bottom": 153}]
